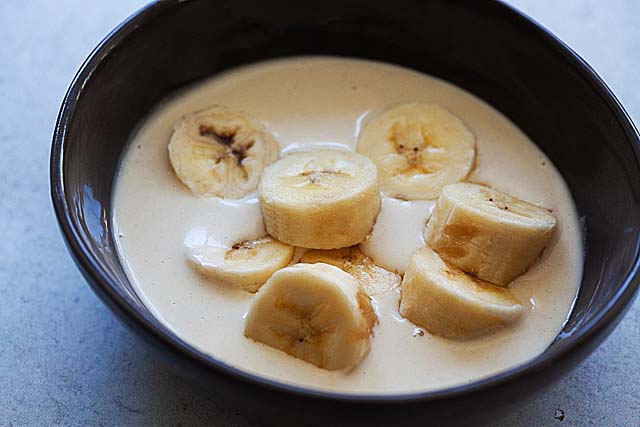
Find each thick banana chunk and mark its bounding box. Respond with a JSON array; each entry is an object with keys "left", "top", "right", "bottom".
[
  {"left": 189, "top": 236, "right": 294, "bottom": 292},
  {"left": 301, "top": 246, "right": 400, "bottom": 296},
  {"left": 357, "top": 103, "right": 475, "bottom": 200},
  {"left": 424, "top": 182, "right": 556, "bottom": 285},
  {"left": 259, "top": 149, "right": 381, "bottom": 249},
  {"left": 244, "top": 263, "right": 377, "bottom": 370},
  {"left": 169, "top": 105, "right": 280, "bottom": 199},
  {"left": 399, "top": 247, "right": 524, "bottom": 339}
]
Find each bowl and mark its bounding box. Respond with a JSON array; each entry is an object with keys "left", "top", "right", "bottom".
[{"left": 50, "top": 0, "right": 640, "bottom": 425}]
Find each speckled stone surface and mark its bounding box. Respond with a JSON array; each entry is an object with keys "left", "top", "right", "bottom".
[{"left": 0, "top": 1, "right": 638, "bottom": 426}]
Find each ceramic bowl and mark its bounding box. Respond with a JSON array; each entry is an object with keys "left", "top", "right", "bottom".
[{"left": 50, "top": 1, "right": 640, "bottom": 425}]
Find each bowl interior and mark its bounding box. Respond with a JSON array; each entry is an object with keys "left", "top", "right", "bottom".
[{"left": 53, "top": 0, "right": 640, "bottom": 398}]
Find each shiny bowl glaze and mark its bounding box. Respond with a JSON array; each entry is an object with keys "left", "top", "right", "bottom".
[{"left": 50, "top": 0, "right": 640, "bottom": 425}]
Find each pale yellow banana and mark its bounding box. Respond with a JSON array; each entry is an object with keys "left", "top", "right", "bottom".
[
  {"left": 357, "top": 103, "right": 475, "bottom": 200},
  {"left": 259, "top": 149, "right": 381, "bottom": 249},
  {"left": 399, "top": 246, "right": 525, "bottom": 339},
  {"left": 189, "top": 236, "right": 294, "bottom": 292},
  {"left": 244, "top": 263, "right": 377, "bottom": 370},
  {"left": 169, "top": 105, "right": 280, "bottom": 199},
  {"left": 424, "top": 182, "right": 556, "bottom": 285}
]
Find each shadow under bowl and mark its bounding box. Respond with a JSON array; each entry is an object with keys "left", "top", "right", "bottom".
[{"left": 50, "top": 0, "right": 640, "bottom": 425}]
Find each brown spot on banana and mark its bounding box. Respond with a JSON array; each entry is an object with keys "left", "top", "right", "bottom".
[
  {"left": 198, "top": 124, "right": 254, "bottom": 168},
  {"left": 356, "top": 290, "right": 378, "bottom": 334},
  {"left": 438, "top": 243, "right": 466, "bottom": 259},
  {"left": 388, "top": 121, "right": 438, "bottom": 175},
  {"left": 198, "top": 124, "right": 238, "bottom": 145},
  {"left": 230, "top": 236, "right": 272, "bottom": 251},
  {"left": 444, "top": 223, "right": 479, "bottom": 240},
  {"left": 436, "top": 223, "right": 479, "bottom": 259}
]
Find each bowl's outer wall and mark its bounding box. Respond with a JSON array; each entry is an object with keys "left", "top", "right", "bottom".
[{"left": 53, "top": 0, "right": 640, "bottom": 425}]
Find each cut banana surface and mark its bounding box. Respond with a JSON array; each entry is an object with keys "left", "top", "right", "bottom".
[
  {"left": 399, "top": 247, "right": 525, "bottom": 339},
  {"left": 244, "top": 263, "right": 377, "bottom": 371},
  {"left": 259, "top": 149, "right": 381, "bottom": 249},
  {"left": 188, "top": 236, "right": 294, "bottom": 292},
  {"left": 357, "top": 103, "right": 475, "bottom": 200},
  {"left": 169, "top": 105, "right": 280, "bottom": 199},
  {"left": 300, "top": 246, "right": 401, "bottom": 296},
  {"left": 424, "top": 182, "right": 557, "bottom": 286}
]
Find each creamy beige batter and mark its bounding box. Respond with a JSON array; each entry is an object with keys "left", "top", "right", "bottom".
[{"left": 112, "top": 57, "right": 583, "bottom": 394}]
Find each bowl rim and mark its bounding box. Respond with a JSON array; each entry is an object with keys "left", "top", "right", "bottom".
[{"left": 50, "top": 0, "right": 640, "bottom": 403}]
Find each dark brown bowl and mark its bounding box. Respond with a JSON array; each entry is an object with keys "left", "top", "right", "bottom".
[{"left": 50, "top": 0, "right": 640, "bottom": 425}]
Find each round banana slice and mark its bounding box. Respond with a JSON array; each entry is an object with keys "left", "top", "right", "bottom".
[
  {"left": 244, "top": 263, "right": 377, "bottom": 371},
  {"left": 357, "top": 103, "right": 475, "bottom": 200},
  {"left": 189, "top": 236, "right": 294, "bottom": 292},
  {"left": 424, "top": 182, "right": 557, "bottom": 286},
  {"left": 399, "top": 246, "right": 525, "bottom": 339},
  {"left": 169, "top": 105, "right": 280, "bottom": 199},
  {"left": 300, "top": 246, "right": 400, "bottom": 296},
  {"left": 259, "top": 149, "right": 381, "bottom": 249}
]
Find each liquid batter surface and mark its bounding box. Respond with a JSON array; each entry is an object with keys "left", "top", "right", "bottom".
[{"left": 113, "top": 57, "right": 583, "bottom": 394}]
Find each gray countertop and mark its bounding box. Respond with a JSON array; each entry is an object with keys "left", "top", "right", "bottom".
[{"left": 1, "top": 1, "right": 638, "bottom": 425}]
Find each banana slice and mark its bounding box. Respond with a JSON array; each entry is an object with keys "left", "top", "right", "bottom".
[
  {"left": 259, "top": 149, "right": 381, "bottom": 249},
  {"left": 189, "top": 236, "right": 294, "bottom": 292},
  {"left": 244, "top": 263, "right": 377, "bottom": 370},
  {"left": 424, "top": 182, "right": 556, "bottom": 286},
  {"left": 169, "top": 105, "right": 280, "bottom": 199},
  {"left": 357, "top": 103, "right": 475, "bottom": 200},
  {"left": 300, "top": 246, "right": 400, "bottom": 296},
  {"left": 399, "top": 246, "right": 525, "bottom": 339}
]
